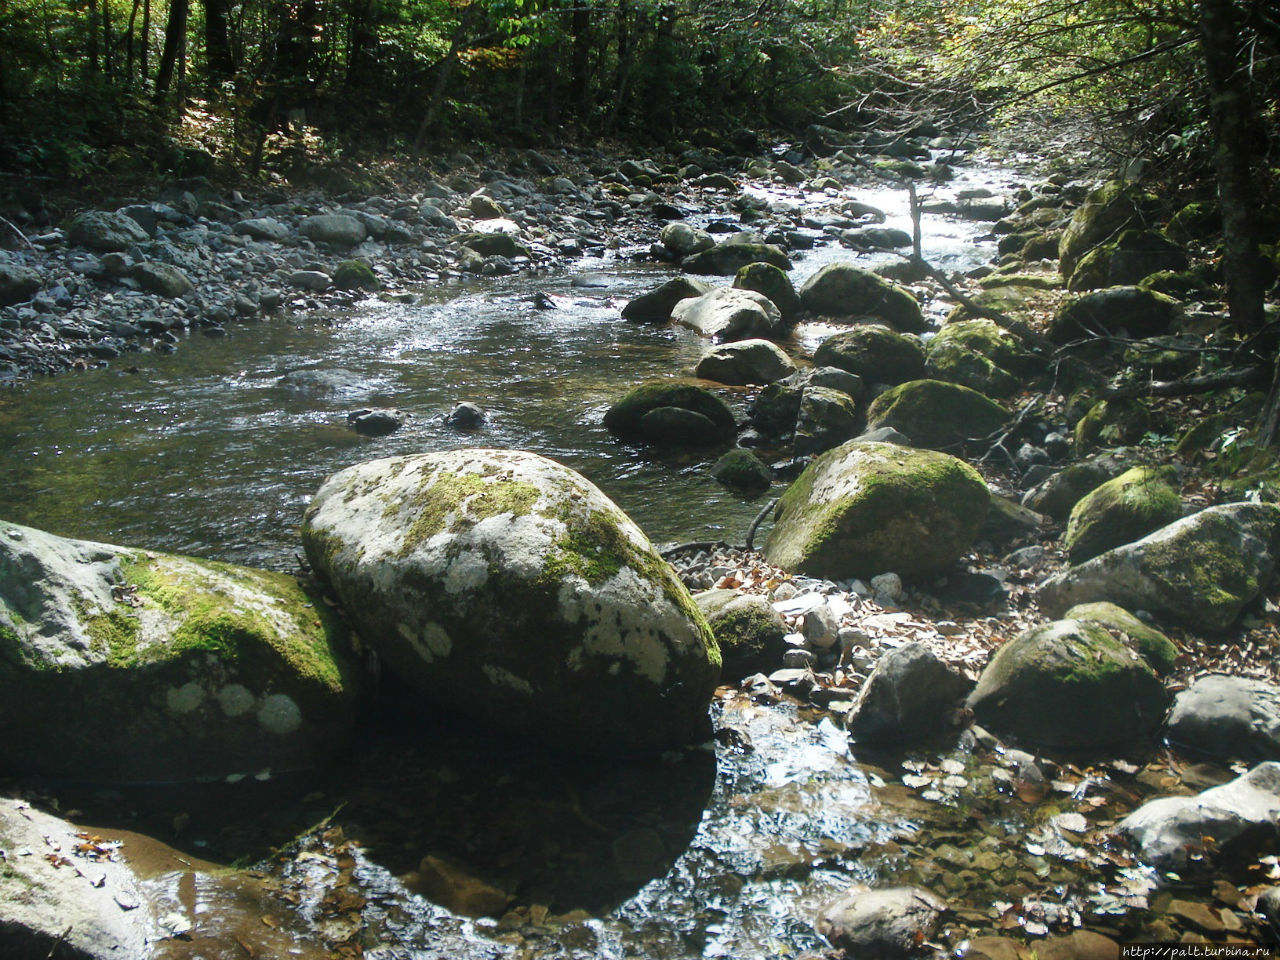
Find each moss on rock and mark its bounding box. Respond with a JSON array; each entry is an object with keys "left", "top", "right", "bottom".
[
  {"left": 865, "top": 379, "right": 1008, "bottom": 451},
  {"left": 1063, "top": 601, "right": 1178, "bottom": 676},
  {"left": 798, "top": 263, "right": 925, "bottom": 332},
  {"left": 812, "top": 325, "right": 925, "bottom": 385},
  {"left": 1073, "top": 397, "right": 1152, "bottom": 452},
  {"left": 604, "top": 379, "right": 736, "bottom": 441},
  {"left": 1064, "top": 465, "right": 1182, "bottom": 563}
]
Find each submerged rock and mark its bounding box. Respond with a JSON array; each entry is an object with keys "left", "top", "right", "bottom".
[
  {"left": 764, "top": 440, "right": 988, "bottom": 580},
  {"left": 301, "top": 449, "right": 721, "bottom": 754},
  {"left": 816, "top": 885, "right": 947, "bottom": 960},
  {"left": 0, "top": 521, "right": 362, "bottom": 781}
]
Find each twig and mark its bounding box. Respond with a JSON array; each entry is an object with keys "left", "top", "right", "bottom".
[
  {"left": 745, "top": 497, "right": 779, "bottom": 552},
  {"left": 0, "top": 215, "right": 34, "bottom": 250}
]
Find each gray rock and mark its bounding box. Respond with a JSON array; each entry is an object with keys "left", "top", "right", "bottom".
[
  {"left": 290, "top": 269, "right": 332, "bottom": 291},
  {"left": 621, "top": 277, "right": 713, "bottom": 324},
  {"left": 277, "top": 367, "right": 373, "bottom": 398},
  {"left": 67, "top": 211, "right": 150, "bottom": 252},
  {"left": 695, "top": 338, "right": 795, "bottom": 385},
  {"left": 695, "top": 590, "right": 788, "bottom": 678},
  {"left": 1165, "top": 675, "right": 1280, "bottom": 761},
  {"left": 660, "top": 222, "right": 714, "bottom": 257},
  {"left": 0, "top": 263, "right": 41, "bottom": 306},
  {"left": 816, "top": 885, "right": 947, "bottom": 960},
  {"left": 847, "top": 642, "right": 972, "bottom": 743},
  {"left": 349, "top": 408, "right": 405, "bottom": 437},
  {"left": 1117, "top": 762, "right": 1280, "bottom": 874},
  {"left": 812, "top": 325, "right": 926, "bottom": 385},
  {"left": 841, "top": 225, "right": 913, "bottom": 250},
  {"left": 1039, "top": 502, "right": 1280, "bottom": 632},
  {"left": 130, "top": 261, "right": 195, "bottom": 298},
  {"left": 301, "top": 449, "right": 721, "bottom": 754},
  {"left": 1021, "top": 455, "right": 1128, "bottom": 520},
  {"left": 799, "top": 262, "right": 925, "bottom": 332},
  {"left": 681, "top": 239, "right": 791, "bottom": 276},
  {"left": 446, "top": 401, "right": 486, "bottom": 429},
  {"left": 794, "top": 385, "right": 861, "bottom": 456},
  {"left": 299, "top": 213, "right": 366, "bottom": 248},
  {"left": 640, "top": 405, "right": 723, "bottom": 446},
  {"left": 671, "top": 288, "right": 783, "bottom": 343},
  {"left": 234, "top": 217, "right": 292, "bottom": 243}
]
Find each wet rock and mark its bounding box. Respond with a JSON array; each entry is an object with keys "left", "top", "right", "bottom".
[
  {"left": 457, "top": 232, "right": 530, "bottom": 259},
  {"left": 840, "top": 225, "right": 912, "bottom": 250},
  {"left": 640, "top": 406, "right": 723, "bottom": 446},
  {"left": 695, "top": 338, "right": 795, "bottom": 385},
  {"left": 847, "top": 642, "right": 972, "bottom": 744},
  {"left": 130, "top": 261, "right": 195, "bottom": 298},
  {"left": 301, "top": 449, "right": 721, "bottom": 754},
  {"left": 0, "top": 797, "right": 154, "bottom": 958},
  {"left": 966, "top": 619, "right": 1168, "bottom": 751},
  {"left": 333, "top": 259, "right": 380, "bottom": 291},
  {"left": 299, "top": 213, "right": 367, "bottom": 248},
  {"left": 1064, "top": 465, "right": 1182, "bottom": 564},
  {"left": 67, "top": 210, "right": 150, "bottom": 252},
  {"left": 799, "top": 262, "right": 925, "bottom": 332},
  {"left": 1059, "top": 180, "right": 1160, "bottom": 278},
  {"left": 1062, "top": 601, "right": 1178, "bottom": 675},
  {"left": 414, "top": 855, "right": 511, "bottom": 917},
  {"left": 765, "top": 440, "right": 989, "bottom": 580},
  {"left": 621, "top": 277, "right": 713, "bottom": 324},
  {"left": 816, "top": 885, "right": 947, "bottom": 960},
  {"left": 446, "top": 401, "right": 486, "bottom": 429},
  {"left": 0, "top": 521, "right": 362, "bottom": 781},
  {"left": 278, "top": 367, "right": 372, "bottom": 398},
  {"left": 349, "top": 407, "right": 404, "bottom": 436},
  {"left": 794, "top": 385, "right": 861, "bottom": 456},
  {"left": 865, "top": 379, "right": 1008, "bottom": 451},
  {"left": 0, "top": 263, "right": 41, "bottom": 306},
  {"left": 711, "top": 448, "right": 773, "bottom": 493},
  {"left": 671, "top": 288, "right": 783, "bottom": 343},
  {"left": 1039, "top": 502, "right": 1280, "bottom": 632},
  {"left": 233, "top": 217, "right": 292, "bottom": 243},
  {"left": 605, "top": 379, "right": 736, "bottom": 444},
  {"left": 290, "top": 269, "right": 332, "bottom": 291},
  {"left": 682, "top": 238, "right": 791, "bottom": 276},
  {"left": 733, "top": 261, "right": 803, "bottom": 320},
  {"left": 1037, "top": 931, "right": 1121, "bottom": 960},
  {"left": 1165, "top": 675, "right": 1280, "bottom": 761},
  {"left": 660, "top": 221, "right": 714, "bottom": 258},
  {"left": 695, "top": 589, "right": 788, "bottom": 678},
  {"left": 812, "top": 325, "right": 926, "bottom": 385},
  {"left": 1117, "top": 762, "right": 1280, "bottom": 874}
]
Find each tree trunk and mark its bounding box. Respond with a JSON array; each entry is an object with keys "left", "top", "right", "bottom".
[
  {"left": 126, "top": 0, "right": 141, "bottom": 79},
  {"left": 153, "top": 0, "right": 189, "bottom": 99},
  {"left": 141, "top": 0, "right": 150, "bottom": 77},
  {"left": 413, "top": 28, "right": 463, "bottom": 150},
  {"left": 101, "top": 0, "right": 113, "bottom": 79},
  {"left": 87, "top": 0, "right": 100, "bottom": 73},
  {"left": 204, "top": 0, "right": 236, "bottom": 80}
]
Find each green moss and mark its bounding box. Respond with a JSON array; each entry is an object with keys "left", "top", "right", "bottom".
[
  {"left": 1064, "top": 465, "right": 1182, "bottom": 563},
  {"left": 333, "top": 259, "right": 379, "bottom": 291},
  {"left": 865, "top": 379, "right": 1008, "bottom": 450},
  {"left": 603, "top": 380, "right": 736, "bottom": 439},
  {"left": 1063, "top": 601, "right": 1178, "bottom": 675},
  {"left": 390, "top": 472, "right": 542, "bottom": 558},
  {"left": 711, "top": 449, "right": 773, "bottom": 492},
  {"left": 1141, "top": 517, "right": 1262, "bottom": 617},
  {"left": 84, "top": 606, "right": 143, "bottom": 667}
]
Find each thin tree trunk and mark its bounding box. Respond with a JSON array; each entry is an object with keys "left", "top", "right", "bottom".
[
  {"left": 413, "top": 29, "right": 463, "bottom": 150},
  {"left": 204, "top": 0, "right": 236, "bottom": 80},
  {"left": 87, "top": 0, "right": 101, "bottom": 72},
  {"left": 126, "top": 0, "right": 140, "bottom": 79},
  {"left": 141, "top": 0, "right": 151, "bottom": 78},
  {"left": 153, "top": 0, "right": 189, "bottom": 99},
  {"left": 101, "top": 0, "right": 113, "bottom": 79}
]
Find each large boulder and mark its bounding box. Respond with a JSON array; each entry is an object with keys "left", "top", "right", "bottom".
[
  {"left": 695, "top": 589, "right": 788, "bottom": 678},
  {"left": 794, "top": 385, "right": 861, "bottom": 456},
  {"left": 0, "top": 521, "right": 362, "bottom": 782},
  {"left": 1063, "top": 465, "right": 1182, "bottom": 563},
  {"left": 682, "top": 239, "right": 791, "bottom": 276},
  {"left": 1061, "top": 601, "right": 1178, "bottom": 676},
  {"left": 924, "top": 339, "right": 1019, "bottom": 397},
  {"left": 1117, "top": 762, "right": 1280, "bottom": 874},
  {"left": 1038, "top": 502, "right": 1280, "bottom": 632},
  {"left": 799, "top": 263, "right": 925, "bottom": 332},
  {"left": 864, "top": 379, "right": 1008, "bottom": 451},
  {"left": 621, "top": 277, "right": 713, "bottom": 323},
  {"left": 966, "top": 619, "right": 1168, "bottom": 750},
  {"left": 130, "top": 261, "right": 195, "bottom": 298},
  {"left": 67, "top": 210, "right": 149, "bottom": 252},
  {"left": 812, "top": 325, "right": 926, "bottom": 386},
  {"left": 604, "top": 379, "right": 737, "bottom": 444},
  {"left": 846, "top": 642, "right": 972, "bottom": 744},
  {"left": 1050, "top": 286, "right": 1182, "bottom": 343},
  {"left": 299, "top": 213, "right": 367, "bottom": 247},
  {"left": 695, "top": 338, "right": 795, "bottom": 385},
  {"left": 1165, "top": 675, "right": 1280, "bottom": 761},
  {"left": 1068, "top": 229, "right": 1189, "bottom": 291},
  {"left": 0, "top": 263, "right": 41, "bottom": 306},
  {"left": 671, "top": 288, "right": 783, "bottom": 342},
  {"left": 301, "top": 450, "right": 722, "bottom": 754},
  {"left": 733, "top": 261, "right": 803, "bottom": 320},
  {"left": 764, "top": 441, "right": 989, "bottom": 580},
  {"left": 816, "top": 885, "right": 947, "bottom": 960},
  {"left": 1059, "top": 180, "right": 1160, "bottom": 278}
]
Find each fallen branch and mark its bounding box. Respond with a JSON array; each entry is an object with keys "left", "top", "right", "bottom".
[
  {"left": 745, "top": 497, "right": 779, "bottom": 552},
  {"left": 1098, "top": 365, "right": 1268, "bottom": 399}
]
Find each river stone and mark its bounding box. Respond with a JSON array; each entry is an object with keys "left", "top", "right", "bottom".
[
  {"left": 67, "top": 210, "right": 150, "bottom": 252},
  {"left": 794, "top": 385, "right": 861, "bottom": 456},
  {"left": 660, "top": 222, "right": 714, "bottom": 257},
  {"left": 695, "top": 338, "right": 795, "bottom": 385},
  {"left": 301, "top": 450, "right": 721, "bottom": 754},
  {"left": 290, "top": 269, "right": 332, "bottom": 291},
  {"left": 798, "top": 263, "right": 925, "bottom": 332},
  {"left": 639, "top": 406, "right": 723, "bottom": 446},
  {"left": 1059, "top": 180, "right": 1160, "bottom": 278},
  {"left": 681, "top": 241, "right": 791, "bottom": 276},
  {"left": 0, "top": 797, "right": 154, "bottom": 957},
  {"left": 846, "top": 642, "right": 972, "bottom": 744},
  {"left": 1021, "top": 454, "right": 1129, "bottom": 520},
  {"left": 816, "top": 885, "right": 947, "bottom": 960},
  {"left": 812, "top": 325, "right": 926, "bottom": 385},
  {"left": 981, "top": 494, "right": 1045, "bottom": 548},
  {"left": 1165, "top": 675, "right": 1280, "bottom": 761},
  {"left": 750, "top": 380, "right": 805, "bottom": 436},
  {"left": 333, "top": 259, "right": 379, "bottom": 291},
  {"left": 130, "top": 261, "right": 195, "bottom": 298},
  {"left": 733, "top": 261, "right": 803, "bottom": 319},
  {"left": 841, "top": 225, "right": 913, "bottom": 250},
  {"left": 1050, "top": 286, "right": 1182, "bottom": 343},
  {"left": 695, "top": 590, "right": 788, "bottom": 678},
  {"left": 966, "top": 619, "right": 1168, "bottom": 750},
  {"left": 605, "top": 379, "right": 736, "bottom": 442},
  {"left": 927, "top": 318, "right": 1035, "bottom": 379},
  {"left": 621, "top": 277, "right": 713, "bottom": 323},
  {"left": 233, "top": 217, "right": 292, "bottom": 243},
  {"left": 1064, "top": 465, "right": 1182, "bottom": 564},
  {"left": 864, "top": 379, "right": 1008, "bottom": 451},
  {"left": 349, "top": 407, "right": 404, "bottom": 436},
  {"left": 1062, "top": 601, "right": 1178, "bottom": 676},
  {"left": 300, "top": 213, "right": 367, "bottom": 247},
  {"left": 671, "top": 288, "right": 783, "bottom": 342},
  {"left": 0, "top": 521, "right": 362, "bottom": 781},
  {"left": 1038, "top": 502, "right": 1280, "bottom": 632},
  {"left": 0, "top": 263, "right": 41, "bottom": 306},
  {"left": 924, "top": 339, "right": 1019, "bottom": 397},
  {"left": 1117, "top": 762, "right": 1280, "bottom": 874},
  {"left": 710, "top": 449, "right": 773, "bottom": 493},
  {"left": 764, "top": 441, "right": 989, "bottom": 580}
]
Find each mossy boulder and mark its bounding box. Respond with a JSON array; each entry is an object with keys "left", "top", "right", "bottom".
[
  {"left": 798, "top": 263, "right": 926, "bottom": 332},
  {"left": 812, "top": 325, "right": 926, "bottom": 385},
  {"left": 604, "top": 379, "right": 736, "bottom": 444},
  {"left": 639, "top": 406, "right": 724, "bottom": 446},
  {"left": 931, "top": 319, "right": 1036, "bottom": 375},
  {"left": 302, "top": 450, "right": 721, "bottom": 754},
  {"left": 1064, "top": 465, "right": 1183, "bottom": 563},
  {"left": 1062, "top": 601, "right": 1178, "bottom": 676},
  {"left": 1039, "top": 502, "right": 1280, "bottom": 632},
  {"left": 924, "top": 339, "right": 1019, "bottom": 397},
  {"left": 750, "top": 380, "right": 805, "bottom": 437},
  {"left": 734, "top": 262, "right": 803, "bottom": 320},
  {"left": 0, "top": 264, "right": 41, "bottom": 306},
  {"left": 1051, "top": 286, "right": 1183, "bottom": 344},
  {"left": 1073, "top": 397, "right": 1152, "bottom": 452},
  {"left": 966, "top": 619, "right": 1169, "bottom": 750},
  {"left": 695, "top": 590, "right": 788, "bottom": 678},
  {"left": 333, "top": 259, "right": 380, "bottom": 291},
  {"left": 1067, "top": 230, "right": 1188, "bottom": 292},
  {"left": 1059, "top": 180, "right": 1160, "bottom": 278},
  {"left": 764, "top": 440, "right": 989, "bottom": 580},
  {"left": 682, "top": 241, "right": 791, "bottom": 276},
  {"left": 1022, "top": 455, "right": 1129, "bottom": 520},
  {"left": 794, "top": 385, "right": 861, "bottom": 456},
  {"left": 865, "top": 379, "right": 1008, "bottom": 451},
  {"left": 711, "top": 449, "right": 773, "bottom": 493},
  {"left": 0, "top": 521, "right": 362, "bottom": 782},
  {"left": 621, "top": 277, "right": 713, "bottom": 323},
  {"left": 1165, "top": 201, "right": 1222, "bottom": 244},
  {"left": 670, "top": 288, "right": 783, "bottom": 342},
  {"left": 695, "top": 338, "right": 795, "bottom": 385},
  {"left": 660, "top": 222, "right": 715, "bottom": 258},
  {"left": 67, "top": 210, "right": 150, "bottom": 252}
]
